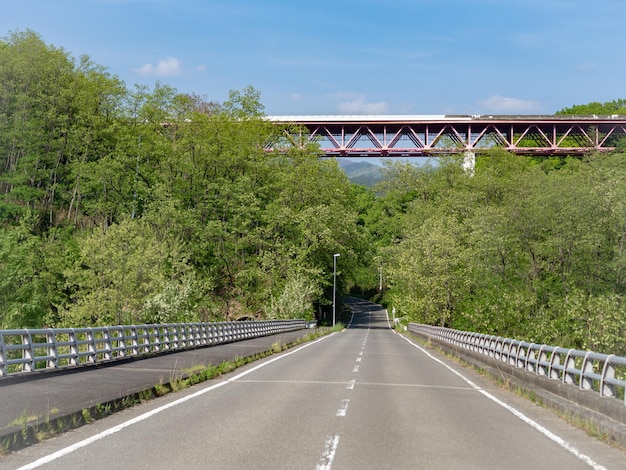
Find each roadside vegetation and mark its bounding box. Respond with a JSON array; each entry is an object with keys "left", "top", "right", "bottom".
[
  {"left": 378, "top": 150, "right": 626, "bottom": 355},
  {"left": 2, "top": 30, "right": 626, "bottom": 355},
  {"left": 0, "top": 30, "right": 377, "bottom": 330}
]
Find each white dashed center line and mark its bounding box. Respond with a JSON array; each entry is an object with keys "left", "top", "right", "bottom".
[{"left": 336, "top": 399, "right": 350, "bottom": 417}]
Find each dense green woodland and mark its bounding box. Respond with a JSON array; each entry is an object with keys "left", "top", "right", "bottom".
[{"left": 1, "top": 31, "right": 626, "bottom": 355}]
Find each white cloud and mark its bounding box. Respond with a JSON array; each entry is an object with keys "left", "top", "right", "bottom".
[
  {"left": 479, "top": 95, "right": 540, "bottom": 114},
  {"left": 133, "top": 57, "right": 183, "bottom": 77},
  {"left": 331, "top": 92, "right": 389, "bottom": 115}
]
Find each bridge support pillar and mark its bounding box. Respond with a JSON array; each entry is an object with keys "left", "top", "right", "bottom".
[{"left": 463, "top": 151, "right": 475, "bottom": 176}]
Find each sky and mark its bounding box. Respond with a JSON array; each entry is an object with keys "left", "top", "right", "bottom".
[{"left": 2, "top": 0, "right": 626, "bottom": 117}]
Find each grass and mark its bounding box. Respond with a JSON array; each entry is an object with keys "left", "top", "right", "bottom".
[{"left": 7, "top": 411, "right": 39, "bottom": 429}]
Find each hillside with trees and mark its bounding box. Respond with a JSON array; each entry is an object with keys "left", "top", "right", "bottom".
[
  {"left": 0, "top": 30, "right": 377, "bottom": 329},
  {"left": 373, "top": 151, "right": 626, "bottom": 355},
  {"left": 1, "top": 30, "right": 625, "bottom": 356}
]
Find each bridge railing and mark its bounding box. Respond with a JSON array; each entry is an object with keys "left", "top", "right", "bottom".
[
  {"left": 408, "top": 324, "right": 626, "bottom": 405},
  {"left": 0, "top": 319, "right": 315, "bottom": 377}
]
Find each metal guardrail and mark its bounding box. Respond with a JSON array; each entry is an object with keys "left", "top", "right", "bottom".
[
  {"left": 408, "top": 324, "right": 626, "bottom": 405},
  {"left": 0, "top": 319, "right": 315, "bottom": 377}
]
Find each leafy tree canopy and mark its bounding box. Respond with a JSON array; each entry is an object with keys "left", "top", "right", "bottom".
[
  {"left": 0, "top": 30, "right": 373, "bottom": 328},
  {"left": 556, "top": 98, "right": 626, "bottom": 115}
]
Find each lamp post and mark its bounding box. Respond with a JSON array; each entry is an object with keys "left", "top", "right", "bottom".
[{"left": 333, "top": 253, "right": 340, "bottom": 326}]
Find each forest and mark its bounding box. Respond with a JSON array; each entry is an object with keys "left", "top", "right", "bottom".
[{"left": 1, "top": 30, "right": 626, "bottom": 355}]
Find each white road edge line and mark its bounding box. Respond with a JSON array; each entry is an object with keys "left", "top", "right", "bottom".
[
  {"left": 396, "top": 333, "right": 608, "bottom": 470},
  {"left": 17, "top": 332, "right": 339, "bottom": 470},
  {"left": 316, "top": 435, "right": 340, "bottom": 470}
]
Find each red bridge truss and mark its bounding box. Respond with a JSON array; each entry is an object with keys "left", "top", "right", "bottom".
[{"left": 267, "top": 115, "right": 626, "bottom": 157}]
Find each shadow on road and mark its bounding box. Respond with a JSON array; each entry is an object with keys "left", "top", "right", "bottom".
[{"left": 343, "top": 297, "right": 392, "bottom": 330}]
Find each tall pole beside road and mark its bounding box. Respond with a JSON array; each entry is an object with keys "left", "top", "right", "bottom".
[{"left": 333, "top": 253, "right": 340, "bottom": 326}]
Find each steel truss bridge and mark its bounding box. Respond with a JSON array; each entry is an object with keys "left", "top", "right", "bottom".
[{"left": 267, "top": 115, "right": 626, "bottom": 157}]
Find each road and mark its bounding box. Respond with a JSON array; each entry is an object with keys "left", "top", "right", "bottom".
[{"left": 3, "top": 298, "right": 625, "bottom": 469}]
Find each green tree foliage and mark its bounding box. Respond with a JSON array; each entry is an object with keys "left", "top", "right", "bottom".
[
  {"left": 556, "top": 99, "right": 626, "bottom": 115},
  {"left": 379, "top": 149, "right": 626, "bottom": 354},
  {"left": 0, "top": 31, "right": 372, "bottom": 329},
  {"left": 268, "top": 274, "right": 319, "bottom": 320},
  {"left": 59, "top": 216, "right": 202, "bottom": 326},
  {"left": 0, "top": 30, "right": 125, "bottom": 230}
]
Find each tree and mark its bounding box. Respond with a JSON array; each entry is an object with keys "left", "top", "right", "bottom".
[
  {"left": 388, "top": 215, "right": 471, "bottom": 326},
  {"left": 0, "top": 30, "right": 380, "bottom": 328},
  {"left": 0, "top": 30, "right": 125, "bottom": 231},
  {"left": 59, "top": 217, "right": 200, "bottom": 326},
  {"left": 0, "top": 214, "right": 73, "bottom": 328},
  {"left": 556, "top": 99, "right": 626, "bottom": 115}
]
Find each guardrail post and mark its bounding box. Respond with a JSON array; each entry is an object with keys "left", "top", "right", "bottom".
[
  {"left": 515, "top": 342, "right": 525, "bottom": 368},
  {"left": 600, "top": 355, "right": 616, "bottom": 398},
  {"left": 537, "top": 346, "right": 548, "bottom": 376},
  {"left": 525, "top": 345, "right": 535, "bottom": 372},
  {"left": 199, "top": 323, "right": 207, "bottom": 346},
  {"left": 549, "top": 350, "right": 561, "bottom": 380},
  {"left": 159, "top": 325, "right": 168, "bottom": 350},
  {"left": 46, "top": 329, "right": 58, "bottom": 369},
  {"left": 0, "top": 331, "right": 6, "bottom": 376},
  {"left": 488, "top": 336, "right": 496, "bottom": 359},
  {"left": 580, "top": 352, "right": 594, "bottom": 390},
  {"left": 68, "top": 328, "right": 78, "bottom": 365},
  {"left": 102, "top": 327, "right": 111, "bottom": 361},
  {"left": 86, "top": 328, "right": 96, "bottom": 363},
  {"left": 178, "top": 323, "right": 185, "bottom": 348},
  {"left": 206, "top": 323, "right": 214, "bottom": 344},
  {"left": 563, "top": 350, "right": 577, "bottom": 385},
  {"left": 148, "top": 325, "right": 159, "bottom": 352},
  {"left": 112, "top": 326, "right": 123, "bottom": 358},
  {"left": 479, "top": 333, "right": 488, "bottom": 352},
  {"left": 23, "top": 331, "right": 34, "bottom": 372},
  {"left": 170, "top": 324, "right": 179, "bottom": 349},
  {"left": 129, "top": 325, "right": 139, "bottom": 356}
]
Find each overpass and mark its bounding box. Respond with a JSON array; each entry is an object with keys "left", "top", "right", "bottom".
[{"left": 267, "top": 114, "right": 626, "bottom": 157}]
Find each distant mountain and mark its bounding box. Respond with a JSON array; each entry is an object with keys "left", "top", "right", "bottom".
[{"left": 337, "top": 159, "right": 384, "bottom": 187}]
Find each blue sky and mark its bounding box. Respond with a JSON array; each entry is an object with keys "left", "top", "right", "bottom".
[{"left": 2, "top": 0, "right": 626, "bottom": 117}]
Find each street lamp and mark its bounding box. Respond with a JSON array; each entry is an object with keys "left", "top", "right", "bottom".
[{"left": 333, "top": 253, "right": 340, "bottom": 326}]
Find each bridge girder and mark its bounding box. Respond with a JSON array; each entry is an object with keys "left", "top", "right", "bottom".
[{"left": 267, "top": 115, "right": 626, "bottom": 157}]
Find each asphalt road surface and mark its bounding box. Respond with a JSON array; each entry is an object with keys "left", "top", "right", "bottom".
[{"left": 3, "top": 298, "right": 625, "bottom": 469}]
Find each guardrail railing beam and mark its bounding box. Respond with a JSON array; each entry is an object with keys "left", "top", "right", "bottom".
[
  {"left": 408, "top": 323, "right": 626, "bottom": 407},
  {"left": 0, "top": 319, "right": 313, "bottom": 377}
]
